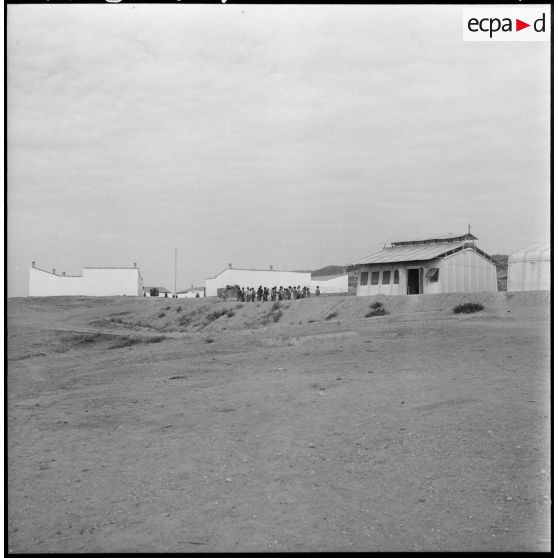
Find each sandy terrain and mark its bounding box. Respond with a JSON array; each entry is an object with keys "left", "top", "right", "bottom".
[{"left": 7, "top": 291, "right": 551, "bottom": 552}]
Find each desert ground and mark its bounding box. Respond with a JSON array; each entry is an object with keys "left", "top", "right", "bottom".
[{"left": 7, "top": 291, "right": 551, "bottom": 552}]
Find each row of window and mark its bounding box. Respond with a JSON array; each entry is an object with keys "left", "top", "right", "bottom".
[
  {"left": 360, "top": 268, "right": 439, "bottom": 286},
  {"left": 360, "top": 269, "right": 399, "bottom": 286}
]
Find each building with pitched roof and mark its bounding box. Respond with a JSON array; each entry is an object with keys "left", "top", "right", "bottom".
[
  {"left": 351, "top": 231, "right": 497, "bottom": 296},
  {"left": 28, "top": 263, "right": 143, "bottom": 297}
]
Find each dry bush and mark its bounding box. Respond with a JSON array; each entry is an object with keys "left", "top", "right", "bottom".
[
  {"left": 453, "top": 302, "right": 484, "bottom": 314},
  {"left": 109, "top": 335, "right": 166, "bottom": 349},
  {"left": 365, "top": 302, "right": 389, "bottom": 318},
  {"left": 206, "top": 308, "right": 229, "bottom": 322},
  {"left": 179, "top": 314, "right": 191, "bottom": 327}
]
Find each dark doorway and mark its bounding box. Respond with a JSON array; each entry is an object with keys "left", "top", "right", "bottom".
[{"left": 407, "top": 269, "right": 420, "bottom": 295}]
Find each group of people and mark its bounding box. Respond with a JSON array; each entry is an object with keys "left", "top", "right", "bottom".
[{"left": 237, "top": 285, "right": 320, "bottom": 302}]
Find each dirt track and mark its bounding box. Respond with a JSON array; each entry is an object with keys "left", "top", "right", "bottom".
[{"left": 7, "top": 292, "right": 551, "bottom": 552}]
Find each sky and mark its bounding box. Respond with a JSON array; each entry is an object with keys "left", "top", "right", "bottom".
[{"left": 7, "top": 4, "right": 551, "bottom": 297}]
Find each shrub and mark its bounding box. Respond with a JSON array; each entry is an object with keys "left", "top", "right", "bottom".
[
  {"left": 271, "top": 301, "right": 282, "bottom": 311},
  {"left": 226, "top": 309, "right": 235, "bottom": 318},
  {"left": 204, "top": 338, "right": 214, "bottom": 344},
  {"left": 176, "top": 306, "right": 182, "bottom": 313},
  {"left": 109, "top": 335, "right": 166, "bottom": 349},
  {"left": 179, "top": 314, "right": 191, "bottom": 327},
  {"left": 365, "top": 302, "right": 389, "bottom": 318},
  {"left": 206, "top": 308, "right": 229, "bottom": 322},
  {"left": 325, "top": 312, "right": 338, "bottom": 321},
  {"left": 272, "top": 310, "right": 282, "bottom": 323},
  {"left": 453, "top": 302, "right": 484, "bottom": 314},
  {"left": 158, "top": 312, "right": 166, "bottom": 318},
  {"left": 308, "top": 319, "right": 316, "bottom": 323}
]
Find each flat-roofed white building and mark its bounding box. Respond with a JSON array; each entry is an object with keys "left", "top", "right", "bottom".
[
  {"left": 205, "top": 265, "right": 309, "bottom": 297},
  {"left": 352, "top": 232, "right": 498, "bottom": 296},
  {"left": 176, "top": 288, "right": 205, "bottom": 298},
  {"left": 507, "top": 243, "right": 550, "bottom": 291},
  {"left": 29, "top": 263, "right": 143, "bottom": 297},
  {"left": 205, "top": 264, "right": 348, "bottom": 297},
  {"left": 143, "top": 286, "right": 172, "bottom": 298}
]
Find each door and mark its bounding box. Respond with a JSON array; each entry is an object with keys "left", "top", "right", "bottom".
[{"left": 407, "top": 268, "right": 421, "bottom": 294}]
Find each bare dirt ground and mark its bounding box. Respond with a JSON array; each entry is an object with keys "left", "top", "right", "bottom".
[{"left": 7, "top": 291, "right": 551, "bottom": 552}]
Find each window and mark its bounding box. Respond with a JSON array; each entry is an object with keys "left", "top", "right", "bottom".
[
  {"left": 426, "top": 268, "right": 439, "bottom": 282},
  {"left": 382, "top": 270, "right": 391, "bottom": 284},
  {"left": 371, "top": 271, "right": 379, "bottom": 285},
  {"left": 393, "top": 270, "right": 399, "bottom": 284},
  {"left": 360, "top": 272, "right": 369, "bottom": 286}
]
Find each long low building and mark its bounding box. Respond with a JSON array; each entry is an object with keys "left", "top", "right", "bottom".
[
  {"left": 351, "top": 231, "right": 498, "bottom": 296},
  {"left": 176, "top": 288, "right": 205, "bottom": 299},
  {"left": 143, "top": 286, "right": 172, "bottom": 298},
  {"left": 205, "top": 264, "right": 348, "bottom": 297},
  {"left": 28, "top": 262, "right": 143, "bottom": 297}
]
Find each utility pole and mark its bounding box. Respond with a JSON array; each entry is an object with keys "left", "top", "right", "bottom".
[{"left": 174, "top": 248, "right": 177, "bottom": 298}]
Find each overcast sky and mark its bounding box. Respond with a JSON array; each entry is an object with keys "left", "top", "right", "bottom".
[{"left": 7, "top": 4, "right": 550, "bottom": 297}]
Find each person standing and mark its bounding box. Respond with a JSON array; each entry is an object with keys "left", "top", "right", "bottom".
[{"left": 315, "top": 286, "right": 320, "bottom": 297}]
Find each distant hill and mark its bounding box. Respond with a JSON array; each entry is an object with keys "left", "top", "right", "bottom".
[{"left": 311, "top": 265, "right": 347, "bottom": 278}]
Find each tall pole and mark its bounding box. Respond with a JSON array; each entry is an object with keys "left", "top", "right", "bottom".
[{"left": 174, "top": 248, "right": 177, "bottom": 297}]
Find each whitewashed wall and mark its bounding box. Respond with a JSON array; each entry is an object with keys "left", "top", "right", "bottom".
[
  {"left": 439, "top": 249, "right": 497, "bottom": 293},
  {"left": 507, "top": 244, "right": 550, "bottom": 291},
  {"left": 309, "top": 275, "right": 349, "bottom": 294},
  {"left": 176, "top": 291, "right": 205, "bottom": 298},
  {"left": 29, "top": 267, "right": 143, "bottom": 297},
  {"left": 205, "top": 269, "right": 313, "bottom": 297},
  {"left": 356, "top": 265, "right": 406, "bottom": 297},
  {"left": 508, "top": 260, "right": 550, "bottom": 291}
]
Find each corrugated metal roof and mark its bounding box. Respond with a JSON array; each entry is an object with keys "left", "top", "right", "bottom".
[
  {"left": 508, "top": 243, "right": 550, "bottom": 263},
  {"left": 391, "top": 232, "right": 477, "bottom": 246},
  {"left": 353, "top": 242, "right": 469, "bottom": 264}
]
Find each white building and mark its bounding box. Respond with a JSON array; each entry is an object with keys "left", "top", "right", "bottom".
[
  {"left": 176, "top": 288, "right": 205, "bottom": 299},
  {"left": 29, "top": 263, "right": 143, "bottom": 297},
  {"left": 205, "top": 264, "right": 348, "bottom": 297},
  {"left": 352, "top": 232, "right": 498, "bottom": 296},
  {"left": 143, "top": 286, "right": 172, "bottom": 298},
  {"left": 507, "top": 243, "right": 550, "bottom": 291}
]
